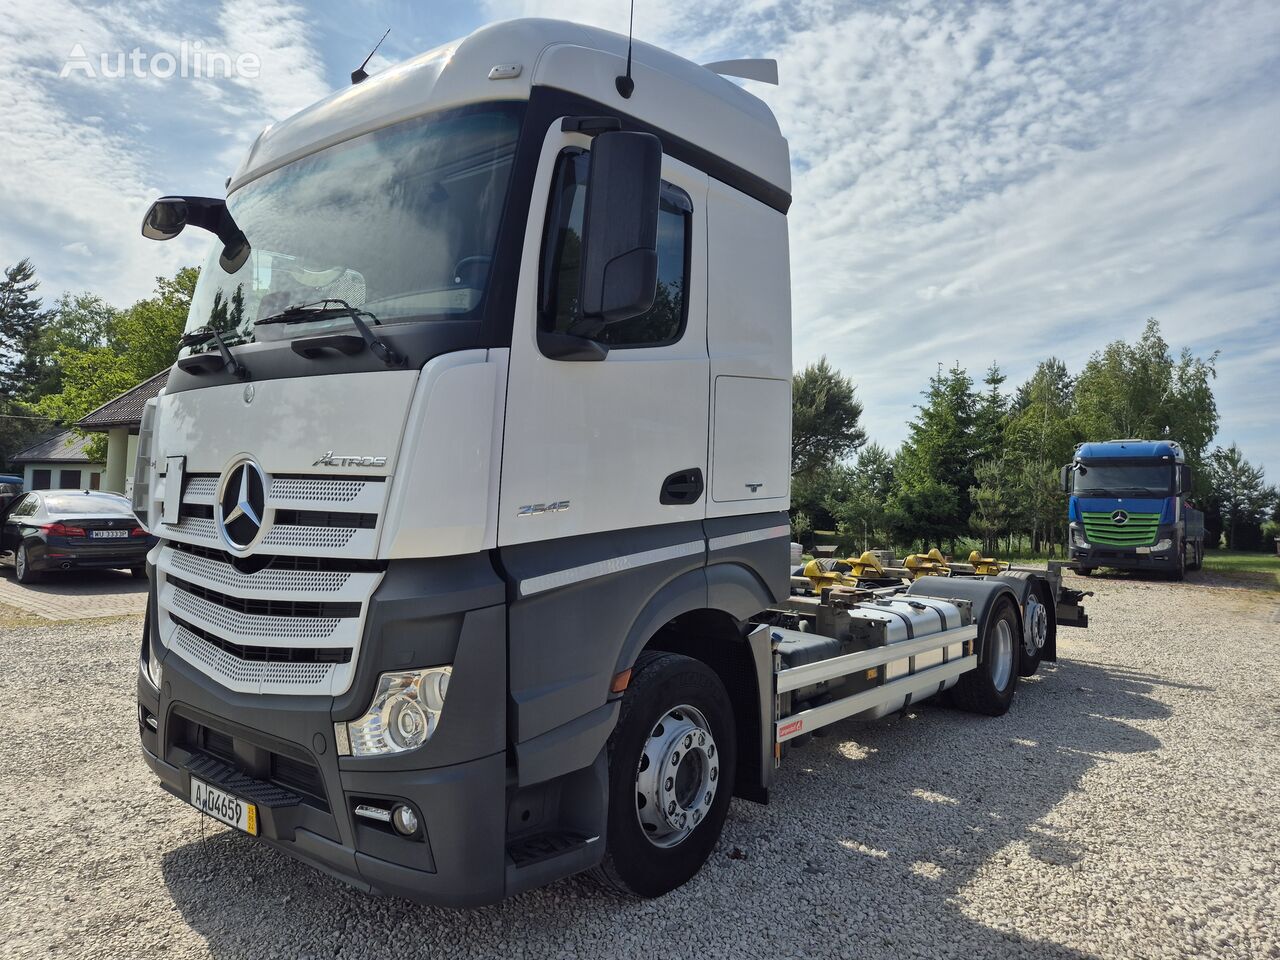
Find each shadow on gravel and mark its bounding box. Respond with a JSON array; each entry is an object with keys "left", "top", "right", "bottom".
[{"left": 160, "top": 658, "right": 1166, "bottom": 960}]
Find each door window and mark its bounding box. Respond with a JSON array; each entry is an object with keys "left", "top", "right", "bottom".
[
  {"left": 539, "top": 148, "right": 691, "bottom": 348},
  {"left": 10, "top": 495, "right": 38, "bottom": 518}
]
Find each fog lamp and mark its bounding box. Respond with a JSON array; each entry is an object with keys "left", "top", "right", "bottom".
[{"left": 392, "top": 804, "right": 420, "bottom": 836}]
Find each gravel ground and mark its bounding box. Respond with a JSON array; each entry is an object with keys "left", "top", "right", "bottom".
[{"left": 1, "top": 572, "right": 1277, "bottom": 960}]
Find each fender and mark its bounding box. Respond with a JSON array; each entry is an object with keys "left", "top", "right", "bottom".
[
  {"left": 991, "top": 571, "right": 1058, "bottom": 662},
  {"left": 905, "top": 577, "right": 1022, "bottom": 661}
]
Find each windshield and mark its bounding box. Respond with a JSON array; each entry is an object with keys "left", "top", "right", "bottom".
[
  {"left": 184, "top": 103, "right": 525, "bottom": 349},
  {"left": 1073, "top": 461, "right": 1174, "bottom": 498}
]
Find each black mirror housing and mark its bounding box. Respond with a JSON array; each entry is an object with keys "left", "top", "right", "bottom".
[
  {"left": 1059, "top": 464, "right": 1072, "bottom": 494},
  {"left": 142, "top": 198, "right": 188, "bottom": 240},
  {"left": 577, "top": 131, "right": 663, "bottom": 324},
  {"left": 142, "top": 195, "right": 251, "bottom": 273}
]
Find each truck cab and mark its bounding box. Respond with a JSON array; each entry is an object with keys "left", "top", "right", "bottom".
[
  {"left": 134, "top": 18, "right": 793, "bottom": 907},
  {"left": 1063, "top": 439, "right": 1205, "bottom": 579}
]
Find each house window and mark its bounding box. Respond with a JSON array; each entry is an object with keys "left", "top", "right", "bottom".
[
  {"left": 59, "top": 469, "right": 81, "bottom": 489},
  {"left": 90, "top": 472, "right": 101, "bottom": 490},
  {"left": 32, "top": 469, "right": 51, "bottom": 489}
]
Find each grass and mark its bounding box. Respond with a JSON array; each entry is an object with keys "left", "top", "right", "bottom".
[{"left": 1200, "top": 549, "right": 1280, "bottom": 589}]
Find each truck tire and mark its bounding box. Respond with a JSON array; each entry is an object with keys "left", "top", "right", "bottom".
[
  {"left": 1169, "top": 543, "right": 1186, "bottom": 582},
  {"left": 1017, "top": 582, "right": 1054, "bottom": 678},
  {"left": 1187, "top": 541, "right": 1202, "bottom": 572},
  {"left": 950, "top": 595, "right": 1020, "bottom": 716},
  {"left": 591, "top": 651, "right": 737, "bottom": 899}
]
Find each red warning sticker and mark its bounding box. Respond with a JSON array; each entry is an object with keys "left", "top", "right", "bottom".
[{"left": 778, "top": 719, "right": 804, "bottom": 738}]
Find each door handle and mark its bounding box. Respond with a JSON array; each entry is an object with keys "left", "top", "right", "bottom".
[{"left": 660, "top": 468, "right": 704, "bottom": 505}]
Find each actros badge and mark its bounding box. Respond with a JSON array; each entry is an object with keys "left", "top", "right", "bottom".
[{"left": 313, "top": 451, "right": 388, "bottom": 468}]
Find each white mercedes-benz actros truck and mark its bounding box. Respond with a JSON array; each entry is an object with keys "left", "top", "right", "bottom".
[{"left": 134, "top": 18, "right": 1088, "bottom": 906}]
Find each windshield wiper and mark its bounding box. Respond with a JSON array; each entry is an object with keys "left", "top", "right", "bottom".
[
  {"left": 255, "top": 299, "right": 403, "bottom": 368},
  {"left": 179, "top": 326, "right": 249, "bottom": 380}
]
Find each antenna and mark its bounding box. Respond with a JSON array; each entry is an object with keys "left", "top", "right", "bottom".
[
  {"left": 615, "top": 0, "right": 635, "bottom": 98},
  {"left": 351, "top": 27, "right": 391, "bottom": 85}
]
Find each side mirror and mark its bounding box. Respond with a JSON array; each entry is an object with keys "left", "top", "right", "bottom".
[
  {"left": 1059, "top": 464, "right": 1072, "bottom": 494},
  {"left": 142, "top": 194, "right": 252, "bottom": 274},
  {"left": 577, "top": 131, "right": 663, "bottom": 324},
  {"left": 141, "top": 198, "right": 188, "bottom": 240},
  {"left": 1179, "top": 464, "right": 1192, "bottom": 494}
]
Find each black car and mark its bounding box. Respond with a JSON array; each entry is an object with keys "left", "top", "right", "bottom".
[
  {"left": 0, "top": 482, "right": 21, "bottom": 514},
  {"left": 0, "top": 490, "right": 154, "bottom": 583}
]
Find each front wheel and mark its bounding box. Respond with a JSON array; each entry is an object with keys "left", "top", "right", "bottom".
[
  {"left": 951, "top": 595, "right": 1020, "bottom": 716},
  {"left": 15, "top": 544, "right": 41, "bottom": 584},
  {"left": 591, "top": 651, "right": 737, "bottom": 898}
]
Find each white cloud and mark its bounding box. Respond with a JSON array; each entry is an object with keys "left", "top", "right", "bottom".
[
  {"left": 489, "top": 0, "right": 1280, "bottom": 466},
  {"left": 0, "top": 0, "right": 330, "bottom": 312}
]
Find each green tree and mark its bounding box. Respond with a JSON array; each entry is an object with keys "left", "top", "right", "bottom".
[
  {"left": 35, "top": 267, "right": 196, "bottom": 460},
  {"left": 1006, "top": 358, "right": 1078, "bottom": 469},
  {"left": 972, "top": 363, "right": 1009, "bottom": 464},
  {"left": 791, "top": 357, "right": 866, "bottom": 479},
  {"left": 969, "top": 454, "right": 1019, "bottom": 555},
  {"left": 1073, "top": 319, "right": 1219, "bottom": 481},
  {"left": 827, "top": 443, "right": 896, "bottom": 552},
  {"left": 1207, "top": 444, "right": 1273, "bottom": 550},
  {"left": 0, "top": 259, "right": 47, "bottom": 400},
  {"left": 25, "top": 291, "right": 119, "bottom": 400},
  {"left": 891, "top": 363, "right": 976, "bottom": 550}
]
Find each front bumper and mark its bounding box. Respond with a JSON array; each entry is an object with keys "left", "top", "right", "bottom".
[
  {"left": 1068, "top": 524, "right": 1177, "bottom": 570},
  {"left": 138, "top": 648, "right": 509, "bottom": 906}
]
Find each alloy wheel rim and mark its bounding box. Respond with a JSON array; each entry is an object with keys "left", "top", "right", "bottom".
[{"left": 634, "top": 704, "right": 719, "bottom": 848}]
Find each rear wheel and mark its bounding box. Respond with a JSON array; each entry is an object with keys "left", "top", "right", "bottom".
[
  {"left": 15, "top": 544, "right": 40, "bottom": 584},
  {"left": 951, "top": 596, "right": 1020, "bottom": 716},
  {"left": 591, "top": 651, "right": 736, "bottom": 898},
  {"left": 1169, "top": 542, "right": 1186, "bottom": 582}
]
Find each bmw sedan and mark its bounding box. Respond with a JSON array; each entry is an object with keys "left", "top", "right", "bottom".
[{"left": 0, "top": 490, "right": 154, "bottom": 584}]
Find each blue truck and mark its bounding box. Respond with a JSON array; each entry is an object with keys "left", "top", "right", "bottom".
[{"left": 1061, "top": 439, "right": 1206, "bottom": 580}]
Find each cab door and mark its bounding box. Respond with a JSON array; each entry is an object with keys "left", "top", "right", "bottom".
[{"left": 497, "top": 124, "right": 710, "bottom": 548}]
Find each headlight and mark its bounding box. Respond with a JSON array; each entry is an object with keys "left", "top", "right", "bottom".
[
  {"left": 140, "top": 650, "right": 162, "bottom": 690},
  {"left": 1153, "top": 539, "right": 1173, "bottom": 551},
  {"left": 340, "top": 667, "right": 452, "bottom": 757},
  {"left": 1072, "top": 528, "right": 1088, "bottom": 547}
]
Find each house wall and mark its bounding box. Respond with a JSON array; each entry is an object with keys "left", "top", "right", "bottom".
[{"left": 22, "top": 462, "right": 106, "bottom": 491}]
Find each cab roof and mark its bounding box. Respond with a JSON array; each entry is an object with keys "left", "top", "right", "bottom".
[
  {"left": 230, "top": 18, "right": 790, "bottom": 200},
  {"left": 1076, "top": 440, "right": 1185, "bottom": 462}
]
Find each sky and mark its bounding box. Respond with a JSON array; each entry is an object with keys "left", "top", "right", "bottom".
[{"left": 2, "top": 0, "right": 1278, "bottom": 473}]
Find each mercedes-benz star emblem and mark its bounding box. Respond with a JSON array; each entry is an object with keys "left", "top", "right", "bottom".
[
  {"left": 217, "top": 460, "right": 267, "bottom": 550},
  {"left": 1111, "top": 509, "right": 1129, "bottom": 526}
]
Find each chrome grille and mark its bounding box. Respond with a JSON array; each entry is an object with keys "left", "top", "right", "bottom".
[
  {"left": 271, "top": 477, "right": 368, "bottom": 502},
  {"left": 173, "top": 624, "right": 336, "bottom": 691},
  {"left": 166, "top": 548, "right": 353, "bottom": 594},
  {"left": 159, "top": 467, "right": 389, "bottom": 695},
  {"left": 170, "top": 585, "right": 342, "bottom": 640}
]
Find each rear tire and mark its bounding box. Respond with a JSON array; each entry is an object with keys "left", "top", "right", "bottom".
[
  {"left": 15, "top": 544, "right": 40, "bottom": 584},
  {"left": 591, "top": 651, "right": 737, "bottom": 899},
  {"left": 1169, "top": 543, "right": 1186, "bottom": 582},
  {"left": 1187, "top": 542, "right": 1202, "bottom": 572},
  {"left": 951, "top": 596, "right": 1020, "bottom": 716}
]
